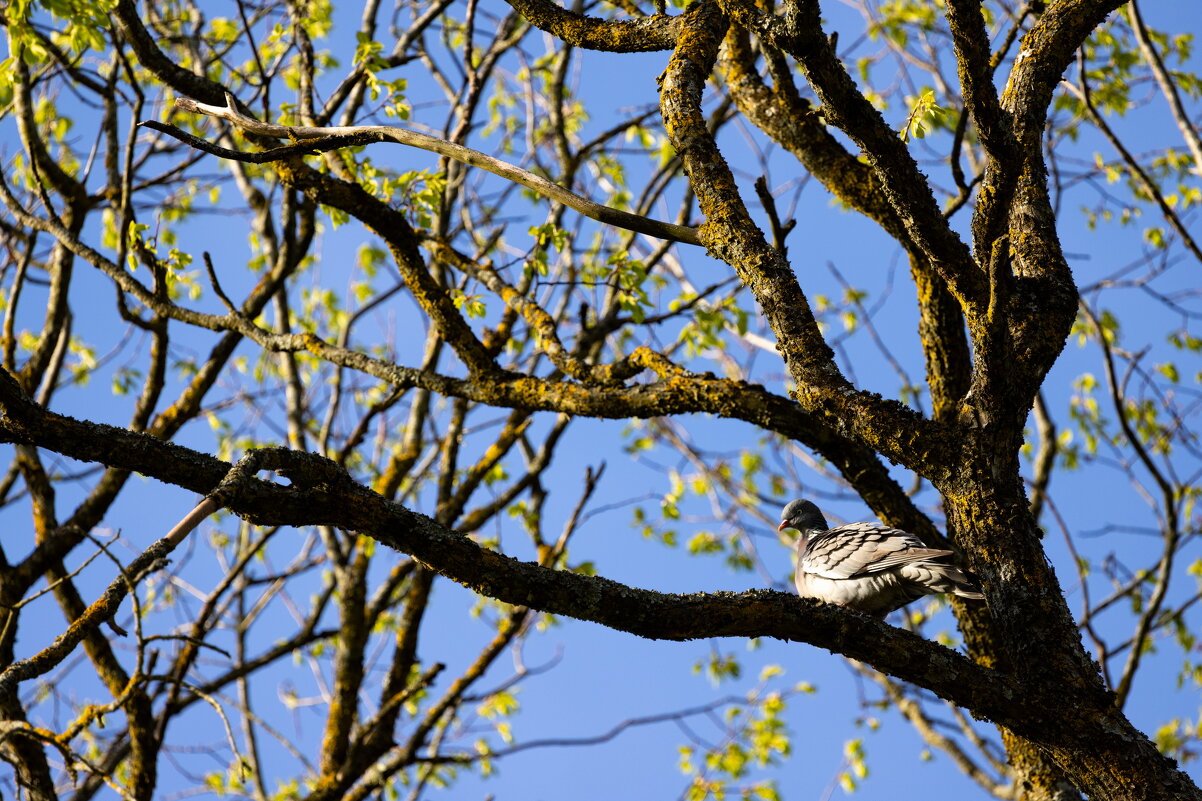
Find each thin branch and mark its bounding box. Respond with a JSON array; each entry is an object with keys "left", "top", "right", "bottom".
[
  {"left": 1127, "top": 0, "right": 1202, "bottom": 177},
  {"left": 142, "top": 94, "right": 701, "bottom": 246},
  {"left": 1082, "top": 304, "right": 1181, "bottom": 707},
  {"left": 0, "top": 497, "right": 214, "bottom": 696},
  {"left": 1067, "top": 55, "right": 1202, "bottom": 265}
]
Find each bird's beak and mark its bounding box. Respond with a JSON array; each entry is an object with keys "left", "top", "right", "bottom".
[{"left": 777, "top": 520, "right": 791, "bottom": 532}]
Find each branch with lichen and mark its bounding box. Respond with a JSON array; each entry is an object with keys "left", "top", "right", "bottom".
[
  {"left": 659, "top": 2, "right": 958, "bottom": 483},
  {"left": 0, "top": 412, "right": 1028, "bottom": 727}
]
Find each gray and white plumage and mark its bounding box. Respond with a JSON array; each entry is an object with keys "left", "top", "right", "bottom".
[{"left": 779, "top": 499, "right": 985, "bottom": 616}]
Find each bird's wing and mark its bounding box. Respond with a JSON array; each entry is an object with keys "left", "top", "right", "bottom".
[{"left": 799, "top": 522, "right": 954, "bottom": 579}]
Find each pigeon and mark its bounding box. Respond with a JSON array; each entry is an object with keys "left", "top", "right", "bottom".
[{"left": 778, "top": 499, "right": 985, "bottom": 616}]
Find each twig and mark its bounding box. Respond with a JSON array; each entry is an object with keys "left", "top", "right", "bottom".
[{"left": 202, "top": 252, "right": 239, "bottom": 314}]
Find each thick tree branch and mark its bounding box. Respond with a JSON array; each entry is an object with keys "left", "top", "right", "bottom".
[
  {"left": 945, "top": 0, "right": 1021, "bottom": 265},
  {"left": 720, "top": 0, "right": 987, "bottom": 314},
  {"left": 719, "top": 28, "right": 904, "bottom": 243},
  {"left": 946, "top": 1, "right": 1017, "bottom": 168},
  {"left": 1001, "top": 0, "right": 1129, "bottom": 136},
  {"left": 660, "top": 2, "right": 958, "bottom": 483},
  {"left": 0, "top": 402, "right": 1025, "bottom": 727},
  {"left": 8, "top": 411, "right": 1187, "bottom": 801},
  {"left": 718, "top": 27, "right": 972, "bottom": 422},
  {"left": 503, "top": 0, "right": 680, "bottom": 52},
  {"left": 938, "top": 1, "right": 1116, "bottom": 440}
]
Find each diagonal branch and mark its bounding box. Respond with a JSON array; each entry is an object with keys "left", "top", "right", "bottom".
[
  {"left": 1127, "top": 0, "right": 1202, "bottom": 177},
  {"left": 0, "top": 168, "right": 941, "bottom": 498},
  {"left": 1065, "top": 64, "right": 1202, "bottom": 265},
  {"left": 717, "top": 26, "right": 972, "bottom": 422},
  {"left": 152, "top": 95, "right": 700, "bottom": 247},
  {"left": 0, "top": 497, "right": 212, "bottom": 697},
  {"left": 1001, "top": 0, "right": 1131, "bottom": 139}
]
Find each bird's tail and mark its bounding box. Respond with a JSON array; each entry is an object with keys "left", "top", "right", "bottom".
[{"left": 937, "top": 564, "right": 985, "bottom": 600}]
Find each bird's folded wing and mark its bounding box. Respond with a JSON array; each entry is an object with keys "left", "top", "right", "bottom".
[{"left": 800, "top": 523, "right": 954, "bottom": 579}]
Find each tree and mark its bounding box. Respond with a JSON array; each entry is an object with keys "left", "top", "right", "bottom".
[{"left": 0, "top": 0, "right": 1199, "bottom": 799}]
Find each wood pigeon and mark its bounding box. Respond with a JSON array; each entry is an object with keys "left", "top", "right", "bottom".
[{"left": 779, "top": 499, "right": 985, "bottom": 616}]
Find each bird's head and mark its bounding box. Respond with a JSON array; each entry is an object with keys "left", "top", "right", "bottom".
[{"left": 778, "top": 499, "right": 830, "bottom": 537}]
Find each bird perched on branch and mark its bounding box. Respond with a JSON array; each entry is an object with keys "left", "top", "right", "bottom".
[{"left": 778, "top": 499, "right": 985, "bottom": 617}]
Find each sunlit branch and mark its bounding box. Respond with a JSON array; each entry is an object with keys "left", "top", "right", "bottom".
[
  {"left": 0, "top": 399, "right": 1027, "bottom": 724},
  {"left": 502, "top": 0, "right": 681, "bottom": 52},
  {"left": 661, "top": 1, "right": 959, "bottom": 484},
  {"left": 145, "top": 94, "right": 702, "bottom": 247},
  {"left": 856, "top": 664, "right": 1015, "bottom": 797},
  {"left": 0, "top": 496, "right": 212, "bottom": 696},
  {"left": 1126, "top": 1, "right": 1202, "bottom": 177}
]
